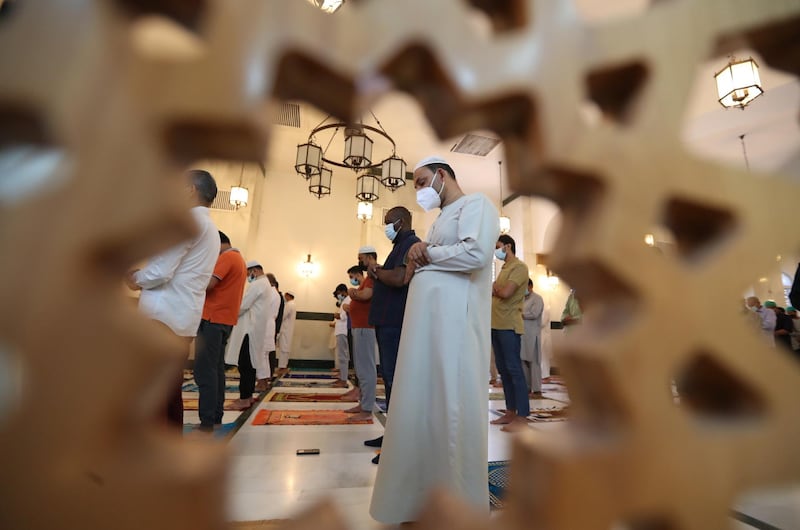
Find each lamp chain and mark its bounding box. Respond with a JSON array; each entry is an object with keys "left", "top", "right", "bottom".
[
  {"left": 739, "top": 134, "right": 750, "bottom": 172},
  {"left": 498, "top": 160, "right": 504, "bottom": 214}
]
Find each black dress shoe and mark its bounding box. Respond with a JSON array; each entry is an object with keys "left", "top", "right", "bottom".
[
  {"left": 372, "top": 454, "right": 380, "bottom": 465},
  {"left": 364, "top": 435, "right": 383, "bottom": 447}
]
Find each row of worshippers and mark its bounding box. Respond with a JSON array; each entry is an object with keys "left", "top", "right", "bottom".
[
  {"left": 125, "top": 169, "right": 296, "bottom": 432},
  {"left": 745, "top": 296, "right": 799, "bottom": 357}
]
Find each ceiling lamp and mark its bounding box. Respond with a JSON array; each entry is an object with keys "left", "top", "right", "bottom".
[
  {"left": 380, "top": 156, "right": 407, "bottom": 192},
  {"left": 357, "top": 201, "right": 373, "bottom": 222},
  {"left": 295, "top": 142, "right": 322, "bottom": 179},
  {"left": 305, "top": 0, "right": 344, "bottom": 13},
  {"left": 308, "top": 166, "right": 332, "bottom": 199},
  {"left": 497, "top": 161, "right": 511, "bottom": 234},
  {"left": 714, "top": 56, "right": 763, "bottom": 109},
  {"left": 294, "top": 111, "right": 405, "bottom": 200},
  {"left": 356, "top": 174, "right": 380, "bottom": 202},
  {"left": 230, "top": 163, "right": 249, "bottom": 209}
]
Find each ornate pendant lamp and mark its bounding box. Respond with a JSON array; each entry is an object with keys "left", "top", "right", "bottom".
[
  {"left": 380, "top": 155, "right": 407, "bottom": 191},
  {"left": 295, "top": 142, "right": 322, "bottom": 178},
  {"left": 308, "top": 166, "right": 332, "bottom": 199},
  {"left": 714, "top": 56, "right": 763, "bottom": 109}
]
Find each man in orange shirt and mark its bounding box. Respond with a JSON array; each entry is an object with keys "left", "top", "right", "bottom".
[
  {"left": 346, "top": 253, "right": 376, "bottom": 423},
  {"left": 195, "top": 231, "right": 247, "bottom": 432}
]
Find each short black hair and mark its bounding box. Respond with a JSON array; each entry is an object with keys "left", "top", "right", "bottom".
[
  {"left": 347, "top": 265, "right": 366, "bottom": 275},
  {"left": 423, "top": 162, "right": 456, "bottom": 180},
  {"left": 387, "top": 206, "right": 412, "bottom": 228},
  {"left": 361, "top": 252, "right": 378, "bottom": 261},
  {"left": 219, "top": 231, "right": 231, "bottom": 245},
  {"left": 498, "top": 234, "right": 516, "bottom": 254},
  {"left": 333, "top": 283, "right": 348, "bottom": 295},
  {"left": 189, "top": 169, "right": 217, "bottom": 206},
  {"left": 266, "top": 273, "right": 279, "bottom": 288},
  {"left": 528, "top": 278, "right": 533, "bottom": 288}
]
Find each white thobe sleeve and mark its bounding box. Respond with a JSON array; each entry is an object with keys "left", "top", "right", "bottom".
[
  {"left": 134, "top": 241, "right": 192, "bottom": 289},
  {"left": 238, "top": 283, "right": 259, "bottom": 317},
  {"left": 523, "top": 295, "right": 544, "bottom": 320},
  {"left": 425, "top": 198, "right": 498, "bottom": 273}
]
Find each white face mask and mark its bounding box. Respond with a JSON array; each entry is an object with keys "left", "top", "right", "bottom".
[
  {"left": 495, "top": 248, "right": 507, "bottom": 261},
  {"left": 384, "top": 220, "right": 399, "bottom": 241},
  {"left": 416, "top": 170, "right": 444, "bottom": 212}
]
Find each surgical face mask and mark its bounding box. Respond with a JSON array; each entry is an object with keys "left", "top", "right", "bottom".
[
  {"left": 350, "top": 277, "right": 360, "bottom": 287},
  {"left": 337, "top": 294, "right": 345, "bottom": 301},
  {"left": 384, "top": 220, "right": 400, "bottom": 241},
  {"left": 525, "top": 289, "right": 531, "bottom": 296},
  {"left": 495, "top": 248, "right": 507, "bottom": 261},
  {"left": 247, "top": 273, "right": 255, "bottom": 283},
  {"left": 416, "top": 170, "right": 444, "bottom": 212}
]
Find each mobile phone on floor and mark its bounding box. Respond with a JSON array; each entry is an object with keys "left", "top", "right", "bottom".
[{"left": 296, "top": 448, "right": 320, "bottom": 455}]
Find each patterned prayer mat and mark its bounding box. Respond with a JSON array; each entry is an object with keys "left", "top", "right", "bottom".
[
  {"left": 489, "top": 460, "right": 509, "bottom": 509},
  {"left": 273, "top": 380, "right": 342, "bottom": 388},
  {"left": 182, "top": 422, "right": 238, "bottom": 438},
  {"left": 183, "top": 398, "right": 242, "bottom": 411},
  {"left": 269, "top": 392, "right": 356, "bottom": 402},
  {"left": 529, "top": 407, "right": 570, "bottom": 422},
  {"left": 283, "top": 373, "right": 338, "bottom": 380},
  {"left": 252, "top": 409, "right": 373, "bottom": 425},
  {"left": 182, "top": 382, "right": 240, "bottom": 393}
]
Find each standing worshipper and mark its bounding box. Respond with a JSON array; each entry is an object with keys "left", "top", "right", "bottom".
[
  {"left": 363, "top": 206, "right": 421, "bottom": 460},
  {"left": 265, "top": 273, "right": 285, "bottom": 377},
  {"left": 125, "top": 169, "right": 220, "bottom": 430},
  {"left": 332, "top": 283, "right": 352, "bottom": 389},
  {"left": 370, "top": 156, "right": 499, "bottom": 523},
  {"left": 255, "top": 273, "right": 281, "bottom": 390},
  {"left": 225, "top": 261, "right": 270, "bottom": 410},
  {"left": 521, "top": 278, "right": 545, "bottom": 398},
  {"left": 277, "top": 291, "right": 297, "bottom": 371},
  {"left": 490, "top": 234, "right": 531, "bottom": 432},
  {"left": 346, "top": 260, "right": 377, "bottom": 423},
  {"left": 561, "top": 289, "right": 582, "bottom": 330},
  {"left": 194, "top": 231, "right": 247, "bottom": 432},
  {"left": 746, "top": 296, "right": 776, "bottom": 346}
]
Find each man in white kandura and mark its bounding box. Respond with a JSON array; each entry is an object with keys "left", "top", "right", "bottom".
[
  {"left": 277, "top": 291, "right": 296, "bottom": 370},
  {"left": 370, "top": 156, "right": 499, "bottom": 524}
]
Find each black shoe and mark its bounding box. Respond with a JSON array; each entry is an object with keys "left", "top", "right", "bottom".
[
  {"left": 364, "top": 435, "right": 383, "bottom": 448},
  {"left": 371, "top": 454, "right": 380, "bottom": 465}
]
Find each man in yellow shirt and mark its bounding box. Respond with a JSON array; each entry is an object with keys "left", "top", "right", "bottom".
[{"left": 490, "top": 234, "right": 530, "bottom": 432}]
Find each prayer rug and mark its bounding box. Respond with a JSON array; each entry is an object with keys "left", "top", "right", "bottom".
[
  {"left": 269, "top": 392, "right": 356, "bottom": 402},
  {"left": 182, "top": 382, "right": 240, "bottom": 393},
  {"left": 528, "top": 407, "right": 570, "bottom": 422},
  {"left": 273, "top": 380, "right": 341, "bottom": 388},
  {"left": 284, "top": 373, "right": 338, "bottom": 380},
  {"left": 182, "top": 422, "right": 237, "bottom": 438},
  {"left": 183, "top": 398, "right": 242, "bottom": 411},
  {"left": 488, "top": 460, "right": 510, "bottom": 509},
  {"left": 252, "top": 409, "right": 373, "bottom": 425}
]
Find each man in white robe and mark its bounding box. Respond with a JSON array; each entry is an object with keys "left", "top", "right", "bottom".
[
  {"left": 225, "top": 260, "right": 270, "bottom": 409},
  {"left": 521, "top": 278, "right": 545, "bottom": 397},
  {"left": 277, "top": 291, "right": 296, "bottom": 370},
  {"left": 370, "top": 156, "right": 499, "bottom": 523}
]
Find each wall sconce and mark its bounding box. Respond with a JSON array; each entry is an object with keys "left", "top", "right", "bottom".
[
  {"left": 298, "top": 254, "right": 318, "bottom": 278},
  {"left": 357, "top": 201, "right": 373, "bottom": 222},
  {"left": 644, "top": 233, "right": 655, "bottom": 247},
  {"left": 230, "top": 163, "right": 249, "bottom": 209},
  {"left": 714, "top": 56, "right": 763, "bottom": 109}
]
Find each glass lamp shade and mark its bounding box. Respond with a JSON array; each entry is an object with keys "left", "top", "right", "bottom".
[
  {"left": 357, "top": 201, "right": 373, "bottom": 222},
  {"left": 714, "top": 57, "right": 763, "bottom": 108},
  {"left": 230, "top": 186, "right": 249, "bottom": 208},
  {"left": 381, "top": 156, "right": 407, "bottom": 191},
  {"left": 344, "top": 133, "right": 373, "bottom": 169},
  {"left": 499, "top": 215, "right": 511, "bottom": 235},
  {"left": 355, "top": 174, "right": 380, "bottom": 202},
  {"left": 308, "top": 166, "right": 332, "bottom": 199},
  {"left": 295, "top": 142, "right": 322, "bottom": 178},
  {"left": 298, "top": 254, "right": 318, "bottom": 278}
]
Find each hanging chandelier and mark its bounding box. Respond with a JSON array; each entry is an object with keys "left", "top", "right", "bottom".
[
  {"left": 294, "top": 111, "right": 408, "bottom": 205},
  {"left": 497, "top": 161, "right": 511, "bottom": 234},
  {"left": 714, "top": 56, "right": 763, "bottom": 109}
]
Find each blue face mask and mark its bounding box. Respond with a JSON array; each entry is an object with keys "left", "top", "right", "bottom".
[
  {"left": 494, "top": 248, "right": 506, "bottom": 261},
  {"left": 247, "top": 274, "right": 255, "bottom": 283},
  {"left": 384, "top": 220, "right": 400, "bottom": 241},
  {"left": 350, "top": 278, "right": 359, "bottom": 286},
  {"left": 525, "top": 289, "right": 531, "bottom": 296}
]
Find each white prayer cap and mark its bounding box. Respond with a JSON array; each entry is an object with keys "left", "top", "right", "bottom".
[
  {"left": 358, "top": 245, "right": 377, "bottom": 254},
  {"left": 246, "top": 260, "right": 262, "bottom": 269},
  {"left": 413, "top": 156, "right": 449, "bottom": 171}
]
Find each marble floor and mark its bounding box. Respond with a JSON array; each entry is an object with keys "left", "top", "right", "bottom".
[{"left": 220, "top": 373, "right": 800, "bottom": 530}]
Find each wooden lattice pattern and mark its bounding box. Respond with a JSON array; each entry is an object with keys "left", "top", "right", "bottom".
[{"left": 1, "top": 1, "right": 799, "bottom": 529}]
